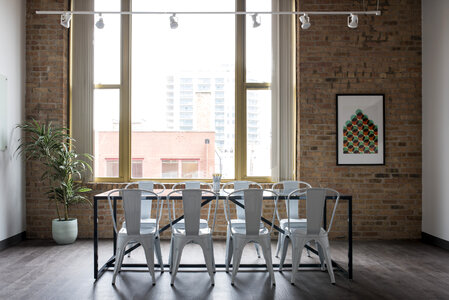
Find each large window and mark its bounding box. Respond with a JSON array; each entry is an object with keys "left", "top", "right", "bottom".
[{"left": 92, "top": 0, "right": 274, "bottom": 181}]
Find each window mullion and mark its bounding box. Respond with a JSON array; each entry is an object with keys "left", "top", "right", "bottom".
[
  {"left": 120, "top": 0, "right": 131, "bottom": 181},
  {"left": 235, "top": 0, "right": 246, "bottom": 180}
]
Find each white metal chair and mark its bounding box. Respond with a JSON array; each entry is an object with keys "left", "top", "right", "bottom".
[
  {"left": 123, "top": 181, "right": 165, "bottom": 270},
  {"left": 224, "top": 188, "right": 279, "bottom": 286},
  {"left": 107, "top": 189, "right": 161, "bottom": 285},
  {"left": 222, "top": 181, "right": 263, "bottom": 258},
  {"left": 167, "top": 189, "right": 218, "bottom": 286},
  {"left": 168, "top": 181, "right": 213, "bottom": 270},
  {"left": 272, "top": 181, "right": 312, "bottom": 258},
  {"left": 279, "top": 188, "right": 340, "bottom": 285}
]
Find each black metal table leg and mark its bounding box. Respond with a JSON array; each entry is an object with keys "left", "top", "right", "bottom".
[
  {"left": 113, "top": 197, "right": 117, "bottom": 255},
  {"left": 348, "top": 196, "right": 353, "bottom": 279},
  {"left": 94, "top": 197, "right": 98, "bottom": 280}
]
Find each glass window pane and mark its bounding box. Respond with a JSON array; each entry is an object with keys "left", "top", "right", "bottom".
[
  {"left": 182, "top": 160, "right": 199, "bottom": 178},
  {"left": 246, "top": 0, "right": 272, "bottom": 83},
  {"left": 94, "top": 0, "right": 121, "bottom": 84},
  {"left": 131, "top": 0, "right": 235, "bottom": 179},
  {"left": 94, "top": 89, "right": 120, "bottom": 177},
  {"left": 247, "top": 90, "right": 271, "bottom": 176},
  {"left": 162, "top": 160, "right": 179, "bottom": 178}
]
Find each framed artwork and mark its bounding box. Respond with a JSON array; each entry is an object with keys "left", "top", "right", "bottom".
[{"left": 336, "top": 94, "right": 385, "bottom": 165}]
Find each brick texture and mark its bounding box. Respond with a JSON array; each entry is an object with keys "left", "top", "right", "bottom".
[
  {"left": 24, "top": 0, "right": 422, "bottom": 240},
  {"left": 25, "top": 0, "right": 69, "bottom": 238},
  {"left": 297, "top": 0, "right": 422, "bottom": 239}
]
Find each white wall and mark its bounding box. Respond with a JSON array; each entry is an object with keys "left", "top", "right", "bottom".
[
  {"left": 422, "top": 0, "right": 449, "bottom": 241},
  {"left": 0, "top": 0, "right": 26, "bottom": 242}
]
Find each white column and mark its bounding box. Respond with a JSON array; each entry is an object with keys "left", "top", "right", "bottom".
[
  {"left": 71, "top": 0, "right": 94, "bottom": 179},
  {"left": 271, "top": 0, "right": 296, "bottom": 181}
]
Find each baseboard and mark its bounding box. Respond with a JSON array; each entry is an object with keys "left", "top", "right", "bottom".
[
  {"left": 0, "top": 231, "right": 26, "bottom": 251},
  {"left": 422, "top": 232, "right": 449, "bottom": 251}
]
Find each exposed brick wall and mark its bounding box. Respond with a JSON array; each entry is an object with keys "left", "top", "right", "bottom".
[
  {"left": 25, "top": 0, "right": 69, "bottom": 238},
  {"left": 24, "top": 0, "right": 422, "bottom": 240},
  {"left": 297, "top": 0, "right": 422, "bottom": 239}
]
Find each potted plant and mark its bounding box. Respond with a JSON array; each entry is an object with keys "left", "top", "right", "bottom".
[{"left": 16, "top": 120, "right": 92, "bottom": 244}]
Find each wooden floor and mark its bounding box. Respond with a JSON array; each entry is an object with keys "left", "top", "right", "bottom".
[{"left": 0, "top": 239, "right": 448, "bottom": 300}]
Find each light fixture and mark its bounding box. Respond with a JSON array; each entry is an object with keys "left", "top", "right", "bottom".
[
  {"left": 251, "top": 13, "right": 261, "bottom": 28},
  {"left": 348, "top": 13, "right": 358, "bottom": 29},
  {"left": 169, "top": 13, "right": 178, "bottom": 29},
  {"left": 60, "top": 12, "right": 72, "bottom": 28},
  {"left": 95, "top": 13, "right": 104, "bottom": 29},
  {"left": 299, "top": 13, "right": 311, "bottom": 30}
]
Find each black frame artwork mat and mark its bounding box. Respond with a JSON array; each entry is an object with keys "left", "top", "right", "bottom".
[{"left": 336, "top": 94, "right": 385, "bottom": 165}]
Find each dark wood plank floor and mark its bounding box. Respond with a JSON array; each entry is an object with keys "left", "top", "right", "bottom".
[{"left": 0, "top": 239, "right": 448, "bottom": 300}]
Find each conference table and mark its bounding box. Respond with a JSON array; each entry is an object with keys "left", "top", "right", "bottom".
[{"left": 93, "top": 189, "right": 353, "bottom": 281}]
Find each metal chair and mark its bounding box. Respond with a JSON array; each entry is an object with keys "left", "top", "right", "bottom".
[
  {"left": 167, "top": 189, "right": 218, "bottom": 286},
  {"left": 107, "top": 189, "right": 161, "bottom": 285},
  {"left": 168, "top": 181, "right": 213, "bottom": 270},
  {"left": 279, "top": 188, "right": 340, "bottom": 285},
  {"left": 224, "top": 188, "right": 279, "bottom": 286},
  {"left": 272, "top": 181, "right": 312, "bottom": 258},
  {"left": 123, "top": 181, "right": 165, "bottom": 270},
  {"left": 222, "top": 181, "right": 263, "bottom": 258}
]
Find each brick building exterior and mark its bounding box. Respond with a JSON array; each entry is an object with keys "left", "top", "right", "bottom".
[{"left": 24, "top": 0, "right": 422, "bottom": 240}]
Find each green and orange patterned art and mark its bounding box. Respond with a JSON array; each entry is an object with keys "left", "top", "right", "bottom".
[{"left": 342, "top": 109, "right": 378, "bottom": 154}]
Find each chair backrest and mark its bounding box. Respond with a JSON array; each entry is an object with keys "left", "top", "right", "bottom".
[
  {"left": 125, "top": 181, "right": 166, "bottom": 220},
  {"left": 272, "top": 181, "right": 311, "bottom": 219},
  {"left": 107, "top": 189, "right": 159, "bottom": 235},
  {"left": 225, "top": 188, "right": 279, "bottom": 235},
  {"left": 167, "top": 189, "right": 218, "bottom": 236},
  {"left": 287, "top": 188, "right": 339, "bottom": 235},
  {"left": 172, "top": 181, "right": 212, "bottom": 190},
  {"left": 171, "top": 182, "right": 212, "bottom": 220},
  {"left": 223, "top": 181, "right": 262, "bottom": 219}
]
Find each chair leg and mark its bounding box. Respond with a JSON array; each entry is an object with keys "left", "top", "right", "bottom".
[
  {"left": 141, "top": 238, "right": 156, "bottom": 285},
  {"left": 260, "top": 237, "right": 276, "bottom": 286},
  {"left": 254, "top": 243, "right": 261, "bottom": 258},
  {"left": 168, "top": 235, "right": 174, "bottom": 273},
  {"left": 316, "top": 241, "right": 326, "bottom": 271},
  {"left": 306, "top": 242, "right": 311, "bottom": 257},
  {"left": 199, "top": 238, "right": 215, "bottom": 286},
  {"left": 275, "top": 233, "right": 283, "bottom": 258},
  {"left": 231, "top": 239, "right": 245, "bottom": 285},
  {"left": 154, "top": 237, "right": 164, "bottom": 273},
  {"left": 291, "top": 237, "right": 307, "bottom": 285},
  {"left": 170, "top": 238, "right": 186, "bottom": 286},
  {"left": 225, "top": 228, "right": 233, "bottom": 273},
  {"left": 112, "top": 237, "right": 127, "bottom": 285},
  {"left": 279, "top": 235, "right": 290, "bottom": 272},
  {"left": 318, "top": 238, "right": 335, "bottom": 284},
  {"left": 112, "top": 248, "right": 122, "bottom": 285}
]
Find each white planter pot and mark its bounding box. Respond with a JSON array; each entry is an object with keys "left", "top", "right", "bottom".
[{"left": 52, "top": 218, "right": 78, "bottom": 245}]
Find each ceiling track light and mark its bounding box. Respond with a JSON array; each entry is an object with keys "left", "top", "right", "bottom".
[
  {"left": 348, "top": 13, "right": 358, "bottom": 29},
  {"left": 60, "top": 12, "right": 71, "bottom": 29},
  {"left": 299, "top": 13, "right": 311, "bottom": 30},
  {"left": 169, "top": 13, "right": 178, "bottom": 29},
  {"left": 251, "top": 13, "right": 261, "bottom": 28},
  {"left": 95, "top": 13, "right": 104, "bottom": 29}
]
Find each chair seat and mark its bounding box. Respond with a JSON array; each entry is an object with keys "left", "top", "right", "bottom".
[
  {"left": 122, "top": 218, "right": 157, "bottom": 230},
  {"left": 173, "top": 218, "right": 209, "bottom": 229},
  {"left": 172, "top": 226, "right": 212, "bottom": 236},
  {"left": 286, "top": 227, "right": 327, "bottom": 237},
  {"left": 230, "top": 222, "right": 269, "bottom": 236},
  {"left": 118, "top": 226, "right": 156, "bottom": 236},
  {"left": 279, "top": 218, "right": 307, "bottom": 229},
  {"left": 230, "top": 219, "right": 265, "bottom": 229}
]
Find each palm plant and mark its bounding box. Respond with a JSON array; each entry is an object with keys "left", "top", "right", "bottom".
[{"left": 16, "top": 120, "right": 92, "bottom": 221}]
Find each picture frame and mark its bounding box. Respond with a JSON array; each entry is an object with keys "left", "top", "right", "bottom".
[{"left": 336, "top": 94, "right": 385, "bottom": 165}]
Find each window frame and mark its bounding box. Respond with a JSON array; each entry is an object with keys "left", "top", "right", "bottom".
[{"left": 93, "top": 0, "right": 273, "bottom": 183}]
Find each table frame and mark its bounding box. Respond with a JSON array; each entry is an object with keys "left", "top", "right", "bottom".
[{"left": 93, "top": 191, "right": 352, "bottom": 281}]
